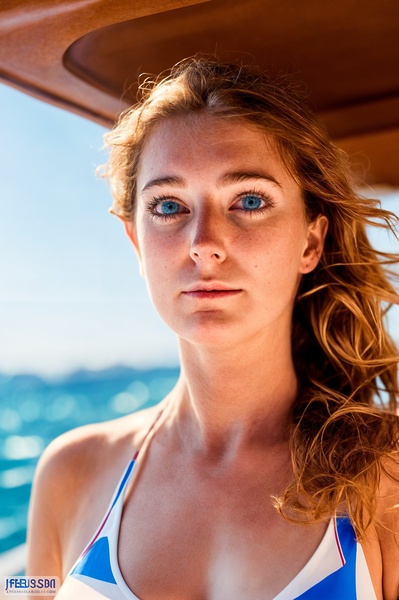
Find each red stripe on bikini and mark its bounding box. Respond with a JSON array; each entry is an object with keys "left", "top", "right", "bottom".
[
  {"left": 334, "top": 519, "right": 345, "bottom": 566},
  {"left": 81, "top": 506, "right": 113, "bottom": 557}
]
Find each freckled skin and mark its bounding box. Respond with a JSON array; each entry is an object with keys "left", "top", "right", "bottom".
[{"left": 128, "top": 115, "right": 323, "bottom": 352}]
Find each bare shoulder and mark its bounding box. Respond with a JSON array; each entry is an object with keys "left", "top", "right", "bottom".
[
  {"left": 32, "top": 402, "right": 162, "bottom": 498},
  {"left": 45, "top": 401, "right": 161, "bottom": 463},
  {"left": 27, "top": 402, "right": 163, "bottom": 578}
]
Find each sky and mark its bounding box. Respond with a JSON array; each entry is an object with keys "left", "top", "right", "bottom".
[
  {"left": 0, "top": 83, "right": 179, "bottom": 377},
  {"left": 0, "top": 83, "right": 398, "bottom": 378}
]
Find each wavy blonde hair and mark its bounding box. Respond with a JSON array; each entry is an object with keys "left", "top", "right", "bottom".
[{"left": 103, "top": 56, "right": 399, "bottom": 538}]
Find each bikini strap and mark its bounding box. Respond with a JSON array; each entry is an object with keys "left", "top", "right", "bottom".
[{"left": 132, "top": 405, "right": 166, "bottom": 461}]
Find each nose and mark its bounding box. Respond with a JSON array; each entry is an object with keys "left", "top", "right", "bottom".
[{"left": 189, "top": 209, "right": 227, "bottom": 264}]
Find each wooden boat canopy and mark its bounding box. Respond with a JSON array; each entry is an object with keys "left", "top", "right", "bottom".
[{"left": 1, "top": 0, "right": 398, "bottom": 185}]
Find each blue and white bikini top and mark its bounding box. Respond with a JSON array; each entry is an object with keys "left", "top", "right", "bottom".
[{"left": 55, "top": 420, "right": 377, "bottom": 600}]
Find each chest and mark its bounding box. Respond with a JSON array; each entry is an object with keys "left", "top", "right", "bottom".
[{"left": 116, "top": 459, "right": 328, "bottom": 600}]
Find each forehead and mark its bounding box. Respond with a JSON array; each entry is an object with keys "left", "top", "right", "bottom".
[{"left": 137, "top": 115, "right": 295, "bottom": 188}]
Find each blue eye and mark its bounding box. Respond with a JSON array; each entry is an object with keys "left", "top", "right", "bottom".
[
  {"left": 146, "top": 197, "right": 188, "bottom": 220},
  {"left": 158, "top": 200, "right": 180, "bottom": 215},
  {"left": 241, "top": 195, "right": 263, "bottom": 210}
]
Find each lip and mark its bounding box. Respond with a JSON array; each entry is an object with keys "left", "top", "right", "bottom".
[{"left": 181, "top": 283, "right": 242, "bottom": 299}]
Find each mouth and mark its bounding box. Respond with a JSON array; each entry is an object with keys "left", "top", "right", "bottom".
[{"left": 182, "top": 284, "right": 242, "bottom": 299}]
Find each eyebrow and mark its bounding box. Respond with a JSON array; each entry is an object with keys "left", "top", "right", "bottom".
[
  {"left": 140, "top": 176, "right": 185, "bottom": 194},
  {"left": 218, "top": 170, "right": 282, "bottom": 188},
  {"left": 139, "top": 170, "right": 282, "bottom": 195}
]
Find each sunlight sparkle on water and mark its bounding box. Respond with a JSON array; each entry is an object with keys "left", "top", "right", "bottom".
[{"left": 3, "top": 436, "right": 44, "bottom": 460}]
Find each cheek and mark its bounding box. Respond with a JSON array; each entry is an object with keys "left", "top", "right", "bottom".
[
  {"left": 246, "top": 225, "right": 306, "bottom": 268},
  {"left": 138, "top": 228, "right": 178, "bottom": 289},
  {"left": 246, "top": 227, "right": 307, "bottom": 302}
]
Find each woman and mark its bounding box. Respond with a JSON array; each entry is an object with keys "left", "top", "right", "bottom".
[{"left": 27, "top": 57, "right": 399, "bottom": 599}]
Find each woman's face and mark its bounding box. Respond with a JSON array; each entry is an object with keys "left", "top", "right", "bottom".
[{"left": 126, "top": 115, "right": 327, "bottom": 349}]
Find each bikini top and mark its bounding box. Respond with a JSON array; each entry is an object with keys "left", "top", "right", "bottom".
[{"left": 55, "top": 413, "right": 378, "bottom": 600}]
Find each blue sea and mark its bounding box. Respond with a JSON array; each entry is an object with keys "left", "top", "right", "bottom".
[{"left": 0, "top": 366, "right": 179, "bottom": 557}]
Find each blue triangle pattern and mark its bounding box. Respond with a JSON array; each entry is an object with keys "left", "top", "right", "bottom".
[{"left": 71, "top": 536, "right": 117, "bottom": 584}]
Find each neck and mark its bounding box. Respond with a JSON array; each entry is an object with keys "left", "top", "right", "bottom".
[{"left": 169, "top": 332, "right": 298, "bottom": 458}]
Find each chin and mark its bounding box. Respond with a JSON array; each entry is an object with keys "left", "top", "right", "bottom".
[{"left": 174, "top": 313, "right": 256, "bottom": 348}]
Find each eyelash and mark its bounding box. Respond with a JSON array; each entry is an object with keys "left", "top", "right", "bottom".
[
  {"left": 145, "top": 189, "right": 275, "bottom": 221},
  {"left": 235, "top": 188, "right": 275, "bottom": 216},
  {"left": 145, "top": 195, "right": 185, "bottom": 221}
]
